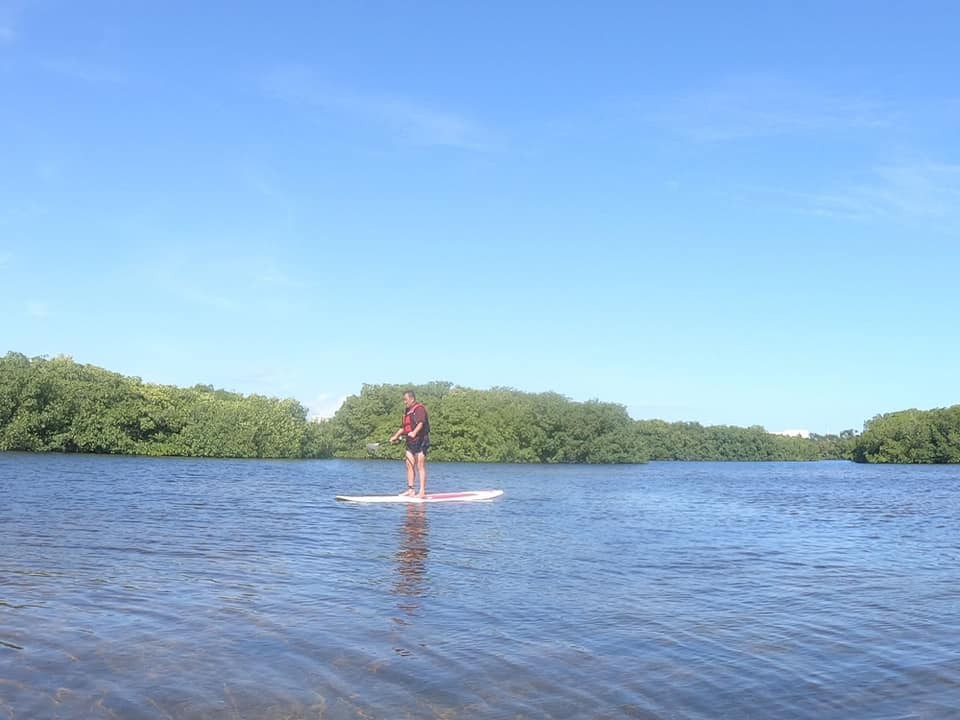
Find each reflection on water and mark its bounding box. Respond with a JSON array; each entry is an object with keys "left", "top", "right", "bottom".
[
  {"left": 2, "top": 454, "right": 960, "bottom": 719},
  {"left": 392, "top": 504, "right": 429, "bottom": 618}
]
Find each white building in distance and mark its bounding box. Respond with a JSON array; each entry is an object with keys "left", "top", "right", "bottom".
[{"left": 771, "top": 429, "right": 811, "bottom": 439}]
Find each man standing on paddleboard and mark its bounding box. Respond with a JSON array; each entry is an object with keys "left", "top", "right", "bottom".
[{"left": 390, "top": 390, "right": 430, "bottom": 498}]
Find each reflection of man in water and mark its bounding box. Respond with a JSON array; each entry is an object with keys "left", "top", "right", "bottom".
[{"left": 392, "top": 504, "right": 428, "bottom": 617}]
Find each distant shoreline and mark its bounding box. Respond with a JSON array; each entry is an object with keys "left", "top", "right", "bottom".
[
  {"left": 1, "top": 449, "right": 863, "bottom": 465},
  {"left": 4, "top": 353, "right": 959, "bottom": 464}
]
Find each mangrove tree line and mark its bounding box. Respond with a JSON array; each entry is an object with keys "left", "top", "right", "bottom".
[
  {"left": 8, "top": 351, "right": 953, "bottom": 463},
  {"left": 853, "top": 406, "right": 960, "bottom": 463},
  {"left": 0, "top": 353, "right": 332, "bottom": 458}
]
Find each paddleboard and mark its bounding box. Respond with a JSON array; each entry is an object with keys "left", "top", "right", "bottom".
[{"left": 336, "top": 490, "right": 504, "bottom": 504}]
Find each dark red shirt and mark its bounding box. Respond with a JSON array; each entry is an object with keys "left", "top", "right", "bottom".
[{"left": 403, "top": 403, "right": 429, "bottom": 441}]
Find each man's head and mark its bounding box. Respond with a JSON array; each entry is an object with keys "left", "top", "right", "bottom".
[{"left": 403, "top": 390, "right": 416, "bottom": 408}]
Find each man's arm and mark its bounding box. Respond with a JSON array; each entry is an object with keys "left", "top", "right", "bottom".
[{"left": 407, "top": 421, "right": 424, "bottom": 440}]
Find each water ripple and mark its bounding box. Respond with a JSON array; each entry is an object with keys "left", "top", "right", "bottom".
[{"left": 2, "top": 455, "right": 959, "bottom": 718}]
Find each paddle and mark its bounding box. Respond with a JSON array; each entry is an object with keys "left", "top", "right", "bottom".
[{"left": 366, "top": 436, "right": 405, "bottom": 453}]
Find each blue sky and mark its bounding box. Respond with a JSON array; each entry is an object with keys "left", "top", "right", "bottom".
[{"left": 2, "top": 1, "right": 958, "bottom": 434}]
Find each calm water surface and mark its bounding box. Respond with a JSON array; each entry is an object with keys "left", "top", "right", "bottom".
[{"left": 1, "top": 453, "right": 958, "bottom": 719}]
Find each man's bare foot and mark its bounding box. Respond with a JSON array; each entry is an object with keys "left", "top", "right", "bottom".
[
  {"left": 401, "top": 488, "right": 415, "bottom": 497},
  {"left": 417, "top": 489, "right": 426, "bottom": 499}
]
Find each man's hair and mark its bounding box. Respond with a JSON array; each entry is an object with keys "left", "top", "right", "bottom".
[{"left": 403, "top": 389, "right": 416, "bottom": 400}]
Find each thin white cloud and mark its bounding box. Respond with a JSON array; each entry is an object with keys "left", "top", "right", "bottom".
[
  {"left": 27, "top": 301, "right": 50, "bottom": 319},
  {"left": 144, "top": 251, "right": 306, "bottom": 313},
  {"left": 144, "top": 255, "right": 239, "bottom": 312},
  {"left": 828, "top": 162, "right": 960, "bottom": 220},
  {"left": 217, "top": 369, "right": 344, "bottom": 418},
  {"left": 240, "top": 165, "right": 289, "bottom": 203},
  {"left": 249, "top": 257, "right": 305, "bottom": 290},
  {"left": 178, "top": 287, "right": 238, "bottom": 312},
  {"left": 649, "top": 72, "right": 893, "bottom": 142},
  {"left": 0, "top": 0, "right": 25, "bottom": 45},
  {"left": 736, "top": 161, "right": 960, "bottom": 226},
  {"left": 40, "top": 58, "right": 127, "bottom": 85},
  {"left": 806, "top": 162, "right": 960, "bottom": 223},
  {"left": 262, "top": 65, "right": 499, "bottom": 151},
  {"left": 308, "top": 393, "right": 346, "bottom": 420},
  {"left": 222, "top": 367, "right": 298, "bottom": 398}
]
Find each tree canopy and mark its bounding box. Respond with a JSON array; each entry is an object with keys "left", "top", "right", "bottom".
[
  {"left": 0, "top": 353, "right": 332, "bottom": 458},
  {"left": 852, "top": 406, "right": 960, "bottom": 463},
  {"left": 329, "top": 383, "right": 861, "bottom": 463},
  {"left": 635, "top": 419, "right": 856, "bottom": 462},
  {"left": 330, "top": 382, "right": 646, "bottom": 463},
  {"left": 6, "top": 350, "right": 943, "bottom": 464}
]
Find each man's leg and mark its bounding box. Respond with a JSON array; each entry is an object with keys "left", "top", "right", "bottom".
[
  {"left": 403, "top": 451, "right": 416, "bottom": 496},
  {"left": 415, "top": 452, "right": 427, "bottom": 497}
]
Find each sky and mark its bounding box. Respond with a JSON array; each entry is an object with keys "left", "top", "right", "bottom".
[{"left": 2, "top": 1, "right": 959, "bottom": 434}]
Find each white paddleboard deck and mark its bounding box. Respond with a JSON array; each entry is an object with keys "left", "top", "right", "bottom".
[{"left": 336, "top": 490, "right": 503, "bottom": 504}]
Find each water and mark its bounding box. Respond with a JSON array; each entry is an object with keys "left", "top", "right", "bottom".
[{"left": 1, "top": 453, "right": 959, "bottom": 719}]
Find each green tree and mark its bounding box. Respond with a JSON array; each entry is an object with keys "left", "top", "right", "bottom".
[
  {"left": 0, "top": 352, "right": 332, "bottom": 459},
  {"left": 853, "top": 406, "right": 960, "bottom": 463}
]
